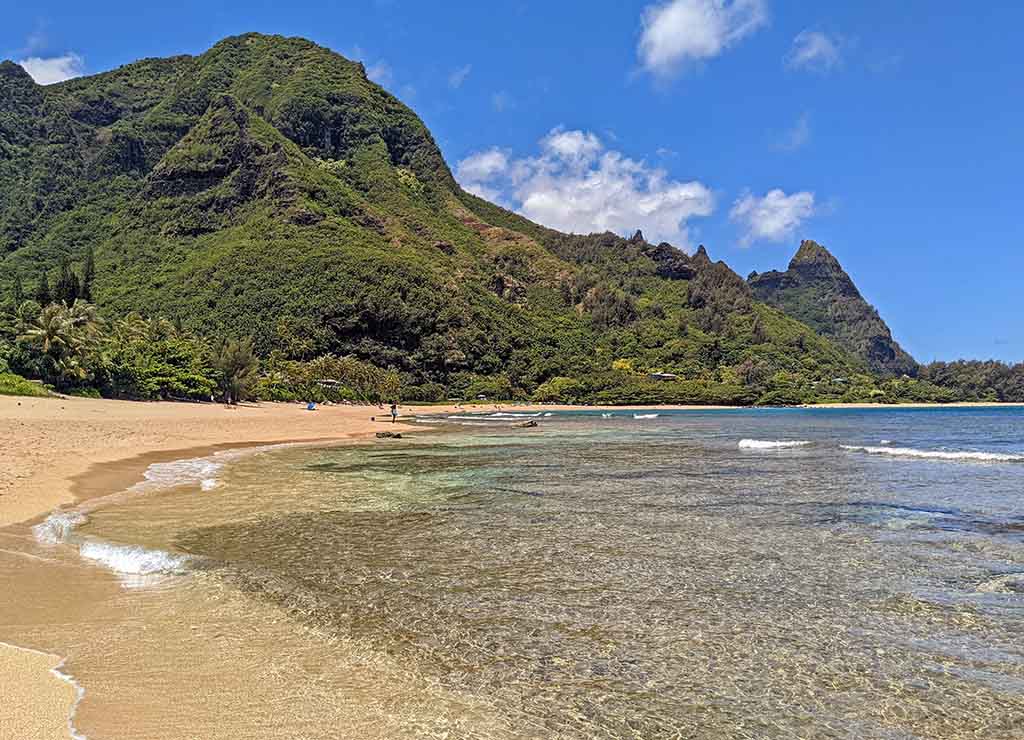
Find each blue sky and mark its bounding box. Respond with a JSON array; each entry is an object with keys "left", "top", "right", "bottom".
[{"left": 4, "top": 1, "right": 1022, "bottom": 363}]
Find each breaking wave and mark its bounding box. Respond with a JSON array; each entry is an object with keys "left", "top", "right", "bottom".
[
  {"left": 79, "top": 541, "right": 192, "bottom": 588},
  {"left": 841, "top": 445, "right": 1024, "bottom": 463},
  {"left": 633, "top": 413, "right": 659, "bottom": 420},
  {"left": 739, "top": 439, "right": 812, "bottom": 450}
]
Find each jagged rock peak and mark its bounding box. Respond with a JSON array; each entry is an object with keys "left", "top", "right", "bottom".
[
  {"left": 629, "top": 229, "right": 646, "bottom": 244},
  {"left": 789, "top": 240, "right": 842, "bottom": 271},
  {"left": 748, "top": 239, "right": 918, "bottom": 376}
]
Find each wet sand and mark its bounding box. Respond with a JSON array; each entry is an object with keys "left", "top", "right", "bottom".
[
  {"left": 0, "top": 643, "right": 79, "bottom": 740},
  {"left": 0, "top": 396, "right": 444, "bottom": 739}
]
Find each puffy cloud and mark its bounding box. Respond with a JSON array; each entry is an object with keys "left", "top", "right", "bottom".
[
  {"left": 786, "top": 30, "right": 842, "bottom": 72},
  {"left": 448, "top": 64, "right": 472, "bottom": 89},
  {"left": 455, "top": 128, "right": 714, "bottom": 247},
  {"left": 455, "top": 148, "right": 509, "bottom": 183},
  {"left": 638, "top": 0, "right": 767, "bottom": 76},
  {"left": 540, "top": 129, "right": 603, "bottom": 167},
  {"left": 730, "top": 189, "right": 815, "bottom": 245},
  {"left": 16, "top": 53, "right": 84, "bottom": 85}
]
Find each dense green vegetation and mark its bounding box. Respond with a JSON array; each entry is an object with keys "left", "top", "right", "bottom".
[
  {"left": 0, "top": 34, "right": 1016, "bottom": 406},
  {"left": 749, "top": 241, "right": 918, "bottom": 376},
  {"left": 919, "top": 361, "right": 1024, "bottom": 402},
  {"left": 0, "top": 371, "right": 50, "bottom": 397}
]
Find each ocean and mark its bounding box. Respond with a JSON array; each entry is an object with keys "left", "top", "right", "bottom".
[{"left": 6, "top": 407, "right": 1024, "bottom": 738}]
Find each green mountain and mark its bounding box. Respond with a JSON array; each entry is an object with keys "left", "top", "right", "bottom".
[
  {"left": 1, "top": 33, "right": 914, "bottom": 404},
  {"left": 748, "top": 240, "right": 918, "bottom": 377}
]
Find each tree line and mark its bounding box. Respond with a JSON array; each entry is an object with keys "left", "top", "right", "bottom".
[
  {"left": 3, "top": 268, "right": 1022, "bottom": 405},
  {"left": 1, "top": 277, "right": 406, "bottom": 405}
]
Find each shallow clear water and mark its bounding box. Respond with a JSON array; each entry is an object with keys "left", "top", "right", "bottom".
[{"left": 12, "top": 408, "right": 1024, "bottom": 738}]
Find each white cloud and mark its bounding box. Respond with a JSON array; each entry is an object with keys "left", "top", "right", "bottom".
[
  {"left": 455, "top": 127, "right": 715, "bottom": 247},
  {"left": 786, "top": 30, "right": 842, "bottom": 72},
  {"left": 638, "top": 0, "right": 767, "bottom": 76},
  {"left": 730, "top": 189, "right": 815, "bottom": 245},
  {"left": 16, "top": 53, "right": 84, "bottom": 85},
  {"left": 776, "top": 112, "right": 810, "bottom": 152},
  {"left": 366, "top": 61, "right": 393, "bottom": 87},
  {"left": 455, "top": 148, "right": 509, "bottom": 183},
  {"left": 448, "top": 64, "right": 472, "bottom": 89},
  {"left": 540, "top": 129, "right": 603, "bottom": 167}
]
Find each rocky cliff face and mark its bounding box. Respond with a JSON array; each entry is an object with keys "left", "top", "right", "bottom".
[{"left": 749, "top": 240, "right": 918, "bottom": 376}]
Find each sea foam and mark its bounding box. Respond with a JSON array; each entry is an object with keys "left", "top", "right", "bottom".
[
  {"left": 79, "top": 541, "right": 191, "bottom": 588},
  {"left": 739, "top": 439, "right": 812, "bottom": 450},
  {"left": 33, "top": 511, "right": 88, "bottom": 545},
  {"left": 633, "top": 413, "right": 659, "bottom": 420},
  {"left": 841, "top": 445, "right": 1024, "bottom": 463},
  {"left": 31, "top": 446, "right": 288, "bottom": 585},
  {"left": 131, "top": 455, "right": 225, "bottom": 493}
]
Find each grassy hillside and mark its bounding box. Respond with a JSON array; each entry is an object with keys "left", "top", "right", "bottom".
[{"left": 0, "top": 33, "right": 954, "bottom": 404}]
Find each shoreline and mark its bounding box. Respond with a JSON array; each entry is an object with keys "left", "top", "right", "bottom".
[
  {"left": 0, "top": 642, "right": 83, "bottom": 740},
  {"left": 0, "top": 395, "right": 438, "bottom": 740},
  {"left": 0, "top": 394, "right": 616, "bottom": 738},
  {"left": 3, "top": 394, "right": 1023, "bottom": 738},
  {"left": 5, "top": 394, "right": 1021, "bottom": 530}
]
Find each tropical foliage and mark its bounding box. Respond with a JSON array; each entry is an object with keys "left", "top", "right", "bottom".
[{"left": 0, "top": 34, "right": 1016, "bottom": 406}]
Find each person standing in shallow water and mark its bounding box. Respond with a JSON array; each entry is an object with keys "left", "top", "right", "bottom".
[{"left": 390, "top": 403, "right": 398, "bottom": 423}]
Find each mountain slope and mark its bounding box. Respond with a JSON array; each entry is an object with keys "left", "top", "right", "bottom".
[
  {"left": 748, "top": 240, "right": 917, "bottom": 376},
  {"left": 1, "top": 33, "right": 876, "bottom": 403}
]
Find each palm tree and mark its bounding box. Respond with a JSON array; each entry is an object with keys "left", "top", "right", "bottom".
[
  {"left": 212, "top": 337, "right": 259, "bottom": 404},
  {"left": 111, "top": 313, "right": 151, "bottom": 345},
  {"left": 19, "top": 304, "right": 78, "bottom": 357},
  {"left": 17, "top": 302, "right": 101, "bottom": 388}
]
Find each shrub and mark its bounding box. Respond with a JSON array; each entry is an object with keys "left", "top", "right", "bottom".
[{"left": 0, "top": 372, "right": 50, "bottom": 397}]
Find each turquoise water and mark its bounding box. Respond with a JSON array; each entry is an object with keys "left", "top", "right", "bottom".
[{"left": 84, "top": 408, "right": 1024, "bottom": 737}]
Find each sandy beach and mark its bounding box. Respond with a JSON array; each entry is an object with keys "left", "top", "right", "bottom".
[{"left": 0, "top": 395, "right": 456, "bottom": 740}]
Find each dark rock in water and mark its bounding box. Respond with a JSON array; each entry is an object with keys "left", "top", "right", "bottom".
[
  {"left": 516, "top": 420, "right": 539, "bottom": 428},
  {"left": 376, "top": 431, "right": 403, "bottom": 439}
]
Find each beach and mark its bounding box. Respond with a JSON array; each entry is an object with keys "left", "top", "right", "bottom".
[
  {"left": 0, "top": 394, "right": 637, "bottom": 738},
  {"left": 3, "top": 397, "right": 1023, "bottom": 738},
  {"left": 0, "top": 395, "right": 445, "bottom": 739}
]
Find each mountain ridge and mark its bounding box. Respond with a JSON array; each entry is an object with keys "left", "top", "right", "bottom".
[{"left": 0, "top": 33, "right": 931, "bottom": 404}]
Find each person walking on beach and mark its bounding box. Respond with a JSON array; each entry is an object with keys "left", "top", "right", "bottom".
[{"left": 390, "top": 402, "right": 398, "bottom": 423}]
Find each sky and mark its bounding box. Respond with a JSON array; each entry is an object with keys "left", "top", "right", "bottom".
[{"left": 3, "top": 1, "right": 1022, "bottom": 363}]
